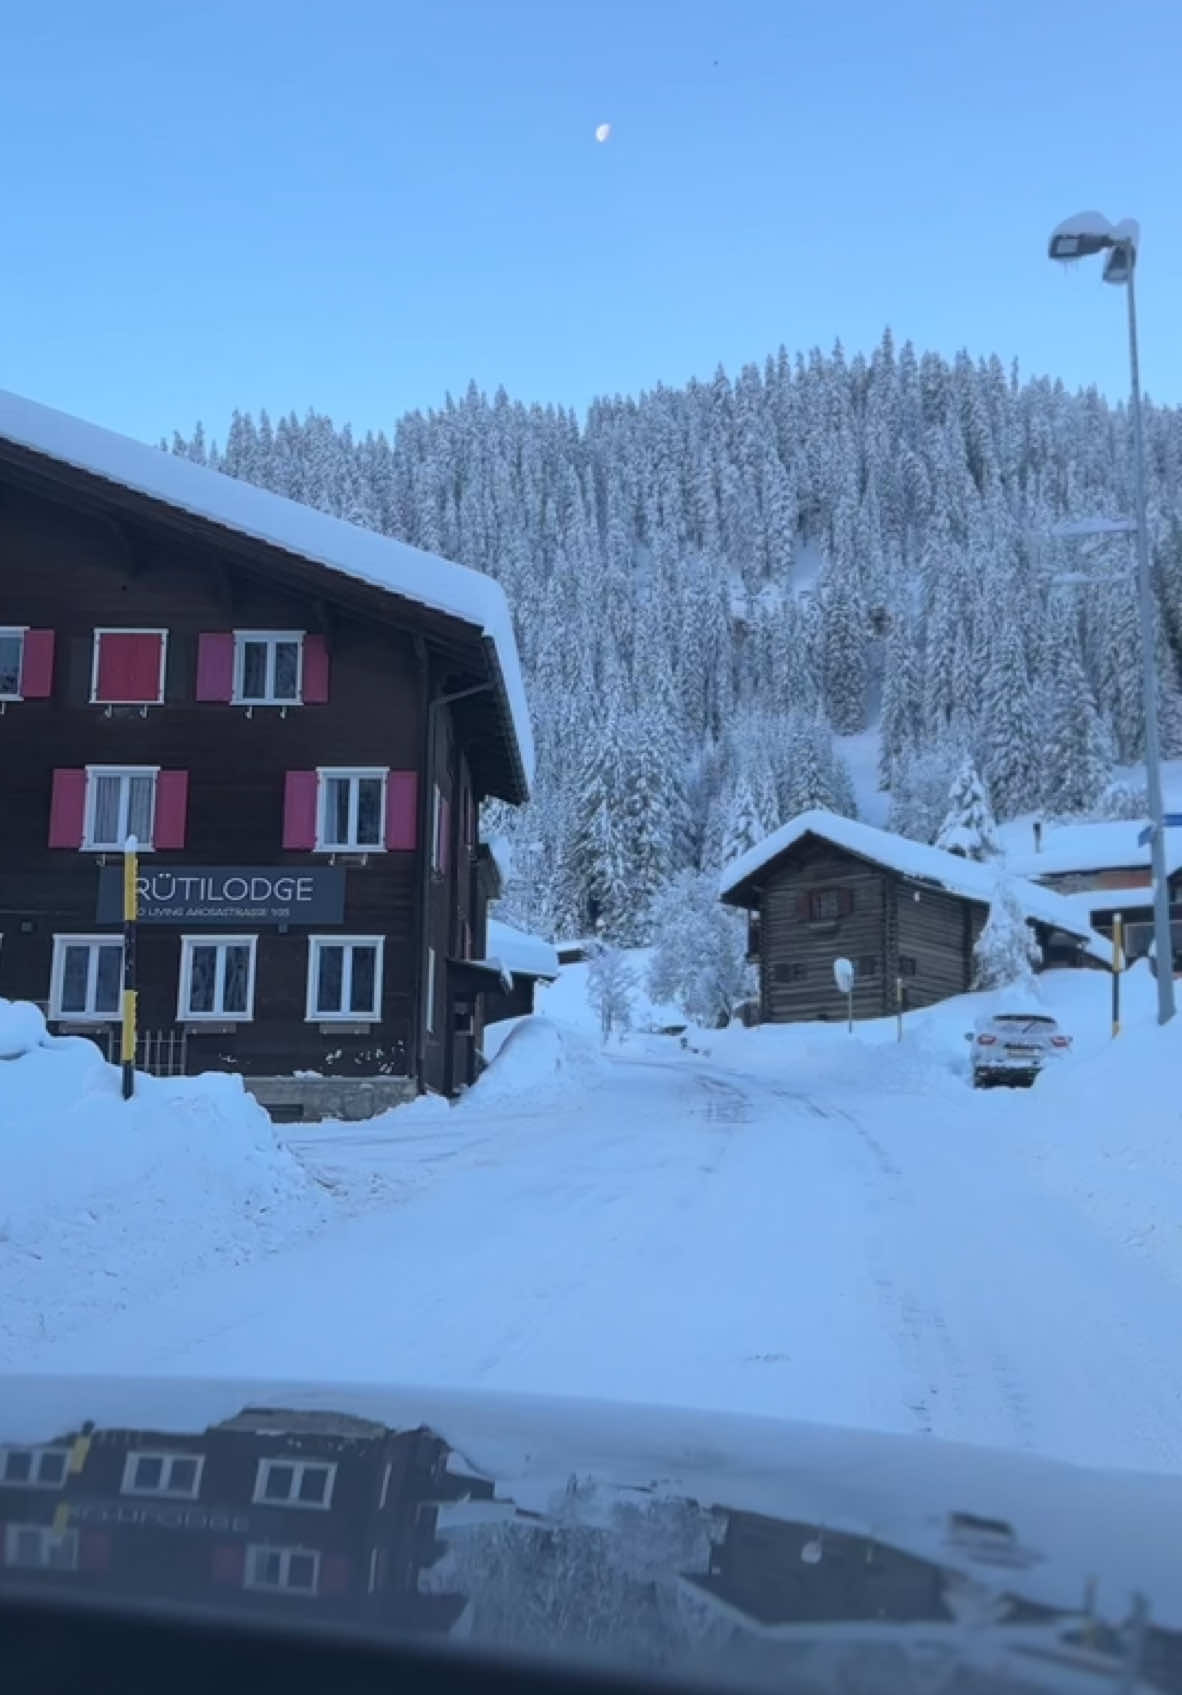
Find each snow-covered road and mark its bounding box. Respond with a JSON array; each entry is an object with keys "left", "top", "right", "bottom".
[{"left": 24, "top": 1040, "right": 1182, "bottom": 1476}]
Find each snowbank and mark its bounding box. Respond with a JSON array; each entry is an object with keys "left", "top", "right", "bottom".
[
  {"left": 0, "top": 1000, "right": 329, "bottom": 1364},
  {"left": 464, "top": 1018, "right": 604, "bottom": 1106}
]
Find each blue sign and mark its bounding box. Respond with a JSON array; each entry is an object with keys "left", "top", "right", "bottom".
[{"left": 1137, "top": 815, "right": 1182, "bottom": 846}]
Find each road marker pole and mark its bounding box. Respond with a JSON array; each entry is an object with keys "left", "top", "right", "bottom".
[
  {"left": 1112, "top": 912, "right": 1123, "bottom": 1038},
  {"left": 121, "top": 835, "right": 138, "bottom": 1100}
]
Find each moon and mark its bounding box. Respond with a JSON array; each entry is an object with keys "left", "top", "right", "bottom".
[{"left": 595, "top": 122, "right": 612, "bottom": 143}]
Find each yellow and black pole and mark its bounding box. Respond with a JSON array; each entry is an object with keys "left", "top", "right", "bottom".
[
  {"left": 121, "top": 834, "right": 138, "bottom": 1100},
  {"left": 1111, "top": 911, "right": 1124, "bottom": 1039}
]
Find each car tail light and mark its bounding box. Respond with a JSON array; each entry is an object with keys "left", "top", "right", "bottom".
[
  {"left": 976, "top": 1033, "right": 997, "bottom": 1046},
  {"left": 1050, "top": 1035, "right": 1069, "bottom": 1048}
]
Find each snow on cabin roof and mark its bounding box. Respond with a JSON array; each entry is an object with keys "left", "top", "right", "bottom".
[
  {"left": 0, "top": 388, "right": 533, "bottom": 790},
  {"left": 719, "top": 808, "right": 1113, "bottom": 964},
  {"left": 485, "top": 920, "right": 559, "bottom": 982},
  {"left": 1005, "top": 819, "right": 1182, "bottom": 880}
]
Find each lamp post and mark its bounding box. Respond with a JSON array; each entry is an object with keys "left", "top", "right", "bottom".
[{"left": 1048, "top": 213, "right": 1175, "bottom": 1024}]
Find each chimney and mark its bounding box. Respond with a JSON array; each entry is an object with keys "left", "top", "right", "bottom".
[{"left": 1033, "top": 820, "right": 1042, "bottom": 854}]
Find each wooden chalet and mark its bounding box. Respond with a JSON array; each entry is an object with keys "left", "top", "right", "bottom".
[
  {"left": 720, "top": 810, "right": 1112, "bottom": 1025},
  {"left": 0, "top": 389, "right": 532, "bottom": 1106}
]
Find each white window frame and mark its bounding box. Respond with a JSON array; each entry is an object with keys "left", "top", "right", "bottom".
[
  {"left": 120, "top": 1450, "right": 205, "bottom": 1500},
  {"left": 82, "top": 765, "right": 159, "bottom": 852},
  {"left": 0, "top": 1446, "right": 71, "bottom": 1489},
  {"left": 3, "top": 1524, "right": 79, "bottom": 1571},
  {"left": 305, "top": 936, "right": 384, "bottom": 1023},
  {"left": 90, "top": 627, "right": 169, "bottom": 706},
  {"left": 0, "top": 626, "right": 26, "bottom": 702},
  {"left": 316, "top": 767, "right": 388, "bottom": 853},
  {"left": 177, "top": 935, "right": 258, "bottom": 1022},
  {"left": 244, "top": 1543, "right": 320, "bottom": 1594},
  {"left": 232, "top": 630, "right": 304, "bottom": 706},
  {"left": 252, "top": 1457, "right": 337, "bottom": 1511},
  {"left": 49, "top": 934, "right": 125, "bottom": 1022},
  {"left": 425, "top": 946, "right": 437, "bottom": 1036}
]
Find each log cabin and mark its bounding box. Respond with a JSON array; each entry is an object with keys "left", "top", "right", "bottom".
[
  {"left": 0, "top": 389, "right": 532, "bottom": 1109},
  {"left": 719, "top": 810, "right": 1112, "bottom": 1025}
]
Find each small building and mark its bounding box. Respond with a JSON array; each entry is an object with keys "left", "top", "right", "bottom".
[
  {"left": 719, "top": 810, "right": 1111, "bottom": 1025},
  {"left": 1007, "top": 819, "right": 1182, "bottom": 969},
  {"left": 0, "top": 387, "right": 533, "bottom": 1108},
  {"left": 478, "top": 919, "right": 560, "bottom": 1025}
]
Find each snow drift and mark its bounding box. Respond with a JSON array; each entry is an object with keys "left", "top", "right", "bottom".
[{"left": 0, "top": 999, "right": 328, "bottom": 1364}]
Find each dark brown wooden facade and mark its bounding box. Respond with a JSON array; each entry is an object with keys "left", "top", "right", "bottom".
[
  {"left": 0, "top": 1408, "right": 491, "bottom": 1634},
  {"left": 0, "top": 436, "right": 528, "bottom": 1095},
  {"left": 727, "top": 833, "right": 1088, "bottom": 1025}
]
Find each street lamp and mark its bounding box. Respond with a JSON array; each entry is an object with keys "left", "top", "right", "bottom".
[{"left": 1048, "top": 212, "right": 1175, "bottom": 1023}]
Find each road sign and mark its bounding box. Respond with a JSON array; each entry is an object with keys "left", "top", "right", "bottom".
[{"left": 1137, "top": 815, "right": 1182, "bottom": 846}]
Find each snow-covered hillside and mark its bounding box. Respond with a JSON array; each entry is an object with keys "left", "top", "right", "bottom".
[{"left": 170, "top": 337, "right": 1182, "bottom": 947}]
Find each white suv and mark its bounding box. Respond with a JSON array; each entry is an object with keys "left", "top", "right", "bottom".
[{"left": 966, "top": 1012, "right": 1072, "bottom": 1088}]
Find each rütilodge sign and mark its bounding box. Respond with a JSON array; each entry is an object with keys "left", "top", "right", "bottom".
[{"left": 97, "top": 866, "right": 346, "bottom": 926}]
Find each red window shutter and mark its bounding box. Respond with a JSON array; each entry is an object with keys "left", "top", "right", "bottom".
[
  {"left": 95, "top": 631, "right": 163, "bottom": 703},
  {"left": 79, "top": 1530, "right": 111, "bottom": 1571},
  {"left": 302, "top": 633, "right": 330, "bottom": 704},
  {"left": 211, "top": 1543, "right": 246, "bottom": 1585},
  {"left": 320, "top": 1552, "right": 349, "bottom": 1594},
  {"left": 19, "top": 629, "right": 55, "bottom": 698},
  {"left": 284, "top": 771, "right": 319, "bottom": 850},
  {"left": 838, "top": 888, "right": 855, "bottom": 916},
  {"left": 386, "top": 771, "right": 418, "bottom": 851},
  {"left": 195, "top": 632, "right": 234, "bottom": 702},
  {"left": 154, "top": 771, "right": 189, "bottom": 849},
  {"left": 440, "top": 797, "right": 452, "bottom": 874},
  {"left": 49, "top": 769, "right": 86, "bottom": 848}
]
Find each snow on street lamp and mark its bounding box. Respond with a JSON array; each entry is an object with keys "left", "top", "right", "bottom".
[{"left": 1048, "top": 212, "right": 1175, "bottom": 1023}]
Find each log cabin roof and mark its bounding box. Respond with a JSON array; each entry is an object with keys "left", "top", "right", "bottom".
[
  {"left": 719, "top": 808, "right": 1113, "bottom": 966},
  {"left": 0, "top": 388, "right": 532, "bottom": 799}
]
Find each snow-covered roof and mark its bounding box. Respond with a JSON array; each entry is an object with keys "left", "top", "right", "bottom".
[
  {"left": 0, "top": 388, "right": 533, "bottom": 790},
  {"left": 1006, "top": 820, "right": 1182, "bottom": 880},
  {"left": 484, "top": 919, "right": 559, "bottom": 982},
  {"left": 1054, "top": 886, "right": 1155, "bottom": 920},
  {"left": 719, "top": 808, "right": 1113, "bottom": 964}
]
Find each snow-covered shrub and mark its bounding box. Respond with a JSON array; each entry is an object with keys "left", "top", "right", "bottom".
[
  {"left": 586, "top": 942, "right": 637, "bottom": 1042},
  {"left": 646, "top": 871, "right": 755, "bottom": 1029},
  {"left": 934, "top": 758, "right": 1000, "bottom": 860},
  {"left": 972, "top": 877, "right": 1040, "bottom": 991}
]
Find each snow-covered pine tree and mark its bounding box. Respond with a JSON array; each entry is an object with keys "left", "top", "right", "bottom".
[
  {"left": 972, "top": 877, "right": 1041, "bottom": 990},
  {"left": 721, "top": 774, "right": 763, "bottom": 869},
  {"left": 934, "top": 758, "right": 1000, "bottom": 860},
  {"left": 646, "top": 870, "right": 755, "bottom": 1028},
  {"left": 821, "top": 569, "right": 869, "bottom": 733},
  {"left": 980, "top": 613, "right": 1038, "bottom": 819},
  {"left": 1042, "top": 616, "right": 1112, "bottom": 817}
]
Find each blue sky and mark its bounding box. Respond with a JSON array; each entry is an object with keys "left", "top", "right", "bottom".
[{"left": 2, "top": 0, "right": 1180, "bottom": 444}]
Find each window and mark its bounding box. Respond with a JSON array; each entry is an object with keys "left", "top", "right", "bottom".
[
  {"left": 0, "top": 1447, "right": 70, "bottom": 1488},
  {"left": 50, "top": 937, "right": 123, "bottom": 1021},
  {"left": 307, "top": 938, "right": 383, "bottom": 1021},
  {"left": 858, "top": 956, "right": 880, "bottom": 977},
  {"left": 179, "top": 937, "right": 257, "bottom": 1021},
  {"left": 253, "top": 1458, "right": 336, "bottom": 1510},
  {"left": 4, "top": 1525, "right": 78, "bottom": 1571},
  {"left": 810, "top": 889, "right": 844, "bottom": 921},
  {"left": 244, "top": 1544, "right": 320, "bottom": 1594},
  {"left": 898, "top": 955, "right": 918, "bottom": 977},
  {"left": 426, "top": 946, "right": 437, "bottom": 1035},
  {"left": 317, "top": 769, "right": 386, "bottom": 851},
  {"left": 84, "top": 767, "right": 157, "bottom": 850},
  {"left": 234, "top": 632, "right": 302, "bottom": 705},
  {"left": 91, "top": 629, "right": 167, "bottom": 705},
  {"left": 121, "top": 1451, "right": 204, "bottom": 1499},
  {"left": 0, "top": 628, "right": 23, "bottom": 698},
  {"left": 772, "top": 961, "right": 807, "bottom": 984}
]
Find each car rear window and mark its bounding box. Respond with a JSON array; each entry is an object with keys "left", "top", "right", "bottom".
[{"left": 993, "top": 1015, "right": 1056, "bottom": 1026}]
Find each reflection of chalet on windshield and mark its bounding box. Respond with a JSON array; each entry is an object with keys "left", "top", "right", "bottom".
[{"left": 0, "top": 1408, "right": 494, "bottom": 1635}]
